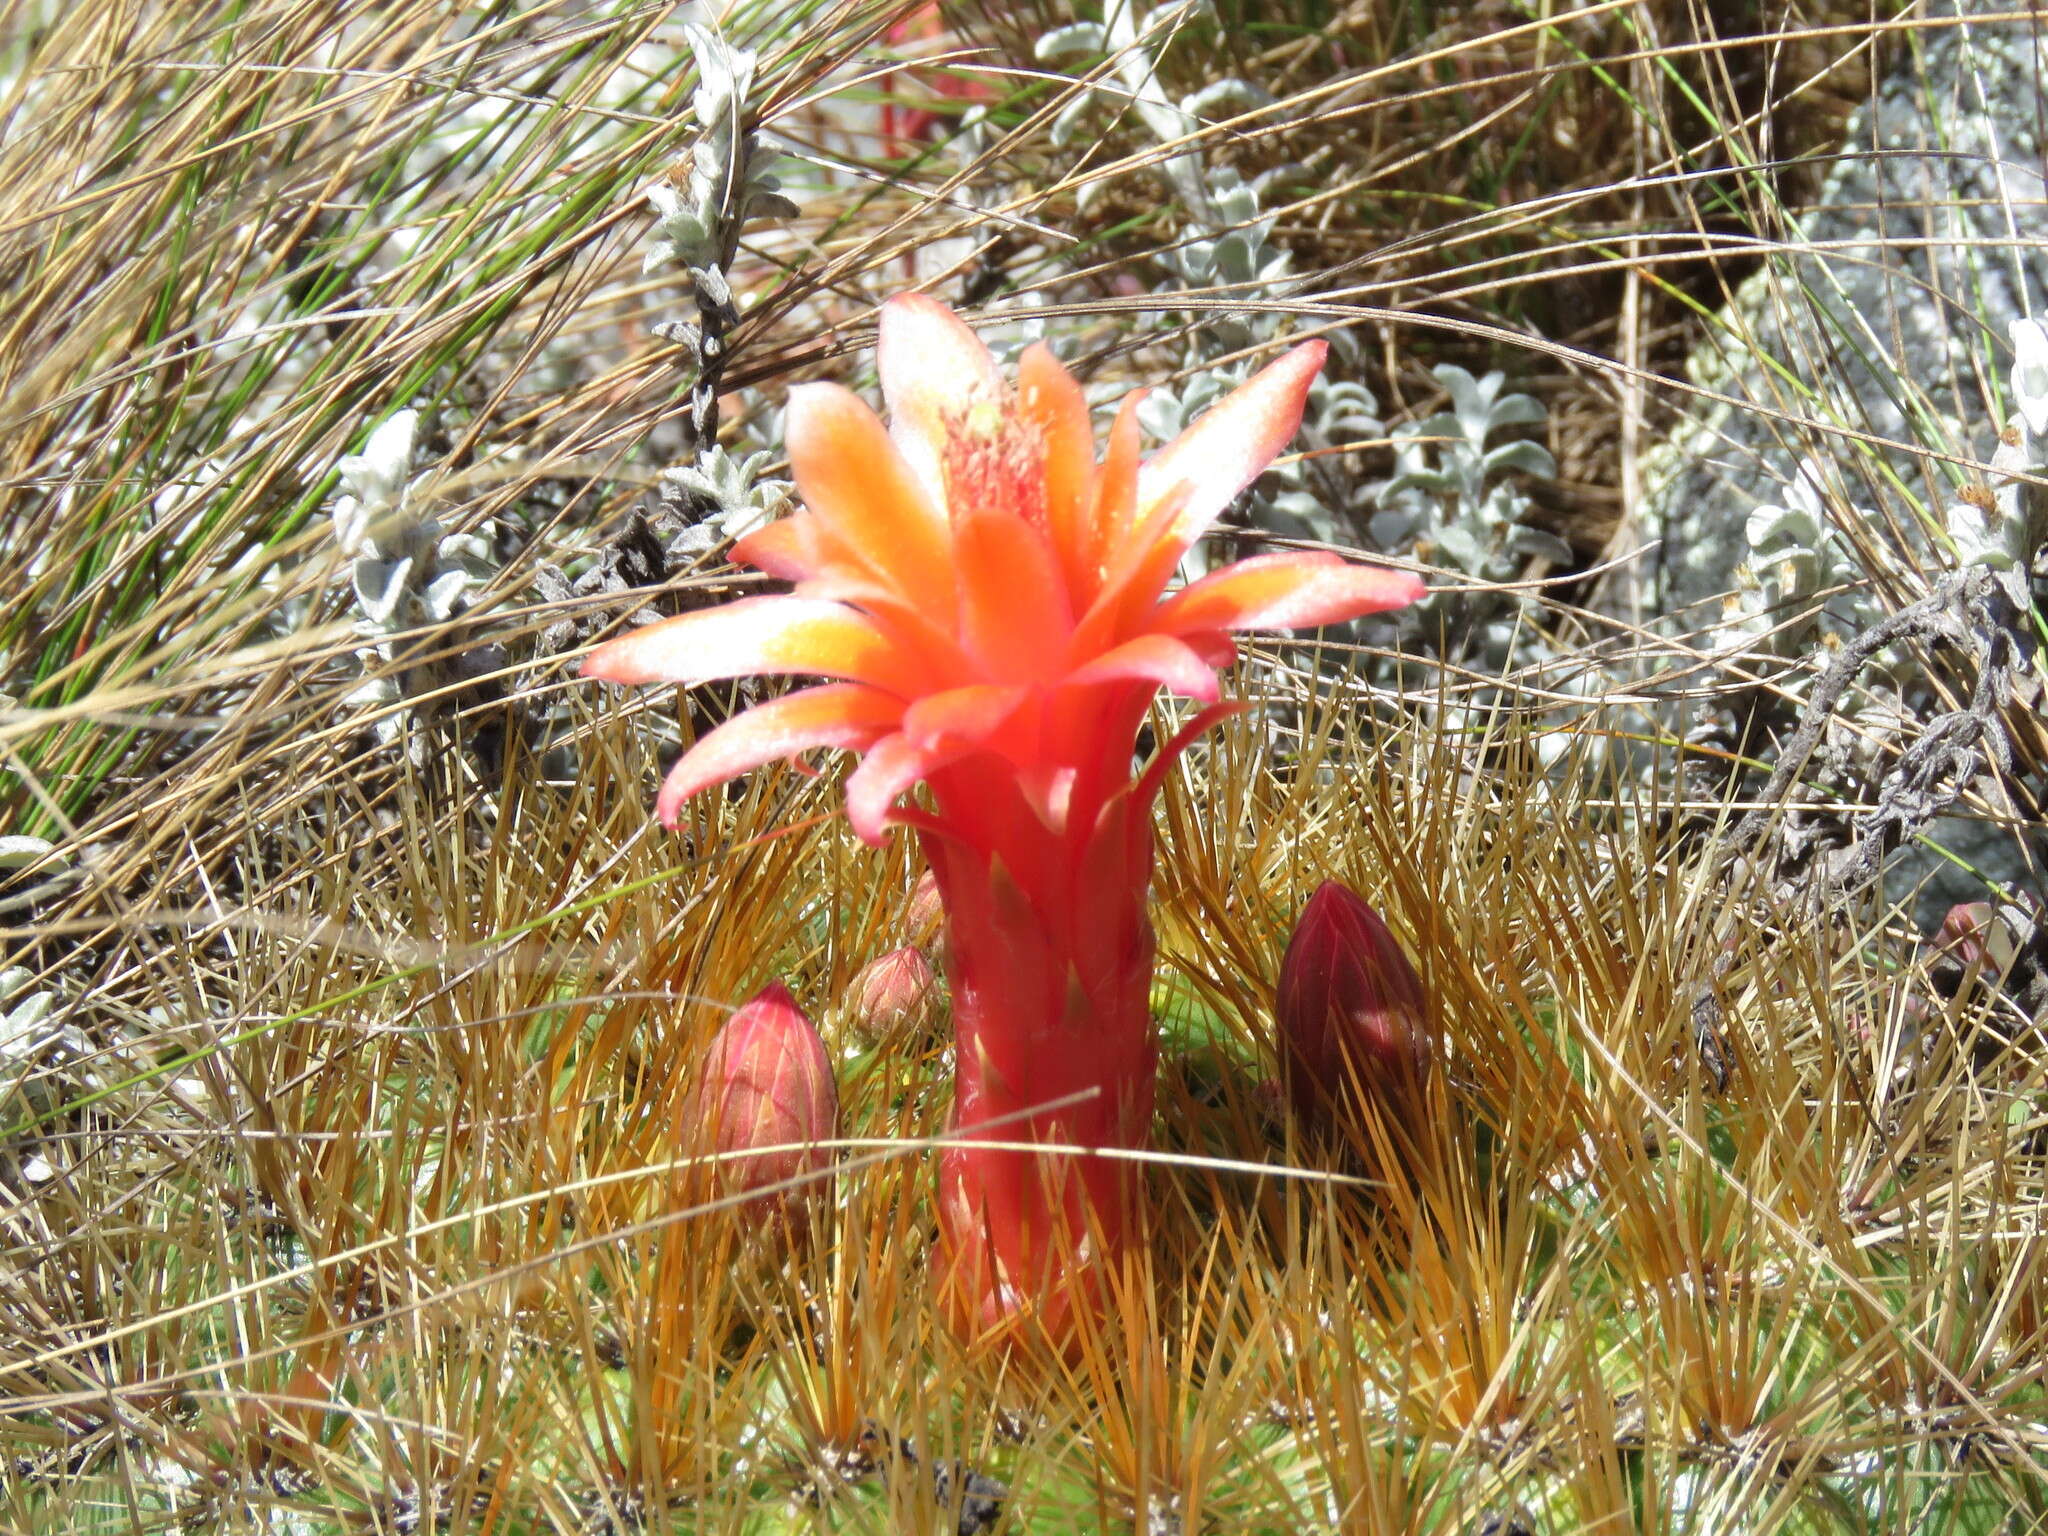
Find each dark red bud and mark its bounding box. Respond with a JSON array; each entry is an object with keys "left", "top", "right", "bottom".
[
  {"left": 694, "top": 981, "right": 838, "bottom": 1209},
  {"left": 1275, "top": 880, "right": 1430, "bottom": 1121}
]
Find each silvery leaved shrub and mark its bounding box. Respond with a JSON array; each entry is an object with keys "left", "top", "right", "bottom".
[
  {"left": 329, "top": 409, "right": 502, "bottom": 756},
  {"left": 636, "top": 24, "right": 797, "bottom": 552},
  {"left": 1948, "top": 318, "right": 2048, "bottom": 607},
  {"left": 643, "top": 24, "right": 796, "bottom": 369},
  {"left": 528, "top": 21, "right": 799, "bottom": 674},
  {"left": 656, "top": 444, "right": 791, "bottom": 558},
  {"left": 1036, "top": 2, "right": 1235, "bottom": 218},
  {"left": 1372, "top": 364, "right": 1561, "bottom": 667},
  {"left": 1030, "top": 2, "right": 1568, "bottom": 687},
  {"left": 1712, "top": 459, "right": 1886, "bottom": 661},
  {"left": 1035, "top": 0, "right": 1353, "bottom": 559}
]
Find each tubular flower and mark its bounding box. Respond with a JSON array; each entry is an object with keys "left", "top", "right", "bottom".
[{"left": 585, "top": 294, "right": 1423, "bottom": 1333}]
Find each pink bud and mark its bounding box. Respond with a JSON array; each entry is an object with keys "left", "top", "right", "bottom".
[
  {"left": 907, "top": 866, "right": 947, "bottom": 952},
  {"left": 907, "top": 869, "right": 942, "bottom": 932},
  {"left": 1274, "top": 881, "right": 1430, "bottom": 1121},
  {"left": 1937, "top": 901, "right": 1996, "bottom": 972},
  {"left": 846, "top": 945, "right": 940, "bottom": 1044},
  {"left": 694, "top": 981, "right": 838, "bottom": 1209}
]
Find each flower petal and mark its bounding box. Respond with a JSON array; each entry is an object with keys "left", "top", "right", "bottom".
[
  {"left": 785, "top": 382, "right": 955, "bottom": 614},
  {"left": 737, "top": 513, "right": 889, "bottom": 592},
  {"left": 1063, "top": 633, "right": 1221, "bottom": 702},
  {"left": 954, "top": 510, "right": 1072, "bottom": 679},
  {"left": 1069, "top": 481, "right": 1192, "bottom": 657},
  {"left": 904, "top": 683, "right": 1030, "bottom": 754},
  {"left": 1086, "top": 389, "right": 1146, "bottom": 575},
  {"left": 788, "top": 570, "right": 975, "bottom": 683},
  {"left": 1016, "top": 342, "right": 1095, "bottom": 593},
  {"left": 1135, "top": 340, "right": 1325, "bottom": 556},
  {"left": 1154, "top": 552, "right": 1426, "bottom": 634},
  {"left": 580, "top": 596, "right": 924, "bottom": 697},
  {"left": 845, "top": 731, "right": 958, "bottom": 845},
  {"left": 654, "top": 683, "right": 903, "bottom": 826},
  {"left": 878, "top": 293, "right": 1004, "bottom": 509},
  {"left": 731, "top": 516, "right": 823, "bottom": 581}
]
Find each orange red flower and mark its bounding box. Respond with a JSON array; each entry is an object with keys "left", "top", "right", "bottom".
[
  {"left": 586, "top": 294, "right": 1422, "bottom": 1335},
  {"left": 585, "top": 295, "right": 1420, "bottom": 840}
]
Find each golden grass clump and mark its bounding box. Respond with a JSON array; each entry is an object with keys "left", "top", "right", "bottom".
[{"left": 6, "top": 677, "right": 2046, "bottom": 1529}]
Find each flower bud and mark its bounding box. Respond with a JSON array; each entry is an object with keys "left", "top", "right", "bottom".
[
  {"left": 1937, "top": 901, "right": 1997, "bottom": 972},
  {"left": 907, "top": 869, "right": 942, "bottom": 932},
  {"left": 906, "top": 867, "right": 948, "bottom": 967},
  {"left": 846, "top": 945, "right": 940, "bottom": 1045},
  {"left": 1274, "top": 881, "right": 1430, "bottom": 1120},
  {"left": 694, "top": 981, "right": 838, "bottom": 1209}
]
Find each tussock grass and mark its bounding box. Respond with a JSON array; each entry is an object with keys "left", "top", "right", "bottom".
[{"left": 5, "top": 0, "right": 2045, "bottom": 1531}]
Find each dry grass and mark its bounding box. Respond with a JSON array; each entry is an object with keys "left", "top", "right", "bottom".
[{"left": 3, "top": 0, "right": 2044, "bottom": 1531}]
